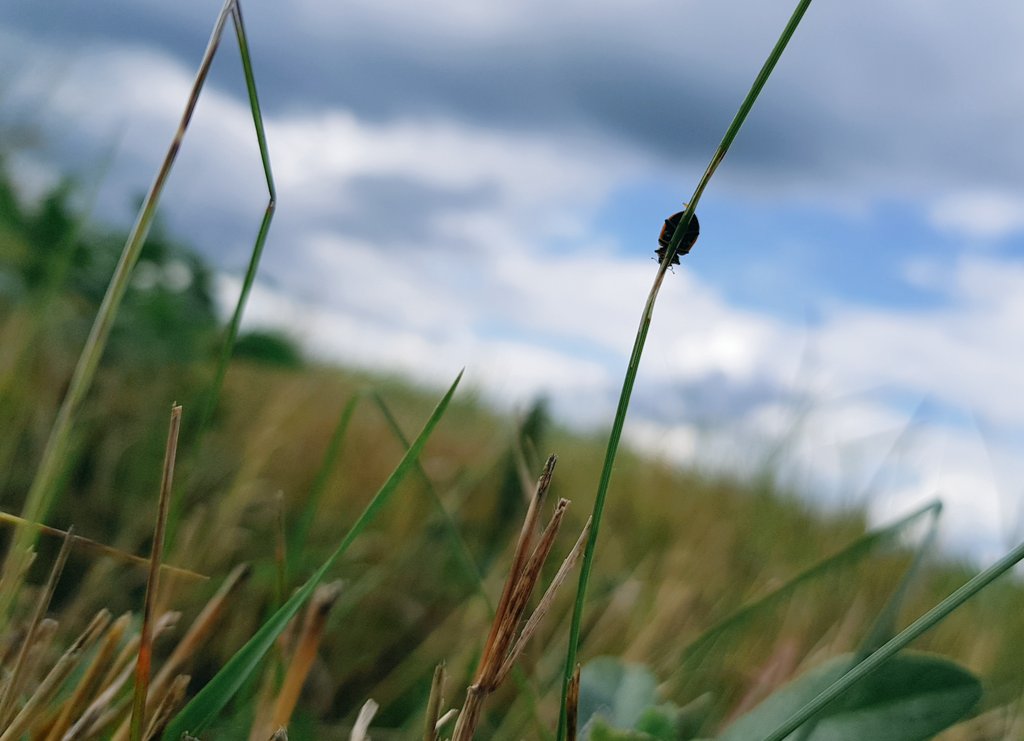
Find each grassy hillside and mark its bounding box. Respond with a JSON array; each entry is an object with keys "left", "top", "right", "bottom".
[{"left": 0, "top": 163, "right": 1022, "bottom": 738}]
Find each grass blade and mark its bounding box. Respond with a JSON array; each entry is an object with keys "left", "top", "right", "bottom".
[
  {"left": 557, "top": 2, "right": 817, "bottom": 736},
  {"left": 129, "top": 405, "right": 182, "bottom": 741},
  {"left": 161, "top": 371, "right": 462, "bottom": 739},
  {"left": 762, "top": 536, "right": 1024, "bottom": 741}
]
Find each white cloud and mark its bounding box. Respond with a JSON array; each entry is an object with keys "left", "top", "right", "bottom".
[{"left": 928, "top": 192, "right": 1024, "bottom": 240}]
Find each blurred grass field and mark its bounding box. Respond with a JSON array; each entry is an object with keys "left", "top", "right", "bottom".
[{"left": 1, "top": 158, "right": 1022, "bottom": 738}]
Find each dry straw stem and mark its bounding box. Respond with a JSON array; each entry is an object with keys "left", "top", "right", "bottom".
[
  {"left": 0, "top": 609, "right": 111, "bottom": 741},
  {"left": 423, "top": 663, "right": 447, "bottom": 741},
  {"left": 565, "top": 664, "right": 581, "bottom": 741},
  {"left": 74, "top": 612, "right": 178, "bottom": 740},
  {"left": 451, "top": 455, "right": 589, "bottom": 741},
  {"left": 0, "top": 512, "right": 206, "bottom": 582},
  {"left": 349, "top": 699, "right": 379, "bottom": 741},
  {"left": 129, "top": 404, "right": 183, "bottom": 741},
  {"left": 43, "top": 612, "right": 132, "bottom": 741},
  {"left": 142, "top": 674, "right": 190, "bottom": 741},
  {"left": 112, "top": 564, "right": 251, "bottom": 741},
  {"left": 265, "top": 580, "right": 344, "bottom": 734},
  {"left": 0, "top": 527, "right": 74, "bottom": 727}
]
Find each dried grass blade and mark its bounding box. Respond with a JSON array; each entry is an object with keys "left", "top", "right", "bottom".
[
  {"left": 0, "top": 527, "right": 74, "bottom": 727},
  {"left": 0, "top": 609, "right": 111, "bottom": 741},
  {"left": 498, "top": 516, "right": 590, "bottom": 685},
  {"left": 565, "top": 663, "right": 581, "bottom": 741},
  {"left": 423, "top": 663, "right": 446, "bottom": 741},
  {"left": 0, "top": 512, "right": 206, "bottom": 582},
  {"left": 349, "top": 699, "right": 378, "bottom": 741},
  {"left": 268, "top": 581, "right": 344, "bottom": 732},
  {"left": 44, "top": 612, "right": 132, "bottom": 741},
  {"left": 129, "top": 405, "right": 182, "bottom": 741},
  {"left": 142, "top": 675, "right": 190, "bottom": 741}
]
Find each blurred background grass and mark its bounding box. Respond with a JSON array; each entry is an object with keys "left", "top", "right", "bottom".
[{"left": 1, "top": 158, "right": 1022, "bottom": 738}]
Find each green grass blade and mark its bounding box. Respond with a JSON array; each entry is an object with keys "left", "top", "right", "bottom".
[
  {"left": 762, "top": 536, "right": 1024, "bottom": 741},
  {"left": 195, "top": 0, "right": 277, "bottom": 438},
  {"left": 0, "top": 0, "right": 236, "bottom": 620},
  {"left": 677, "top": 501, "right": 941, "bottom": 671},
  {"left": 289, "top": 391, "right": 367, "bottom": 556},
  {"left": 721, "top": 652, "right": 981, "bottom": 741},
  {"left": 161, "top": 371, "right": 462, "bottom": 740},
  {"left": 556, "top": 3, "right": 816, "bottom": 737}
]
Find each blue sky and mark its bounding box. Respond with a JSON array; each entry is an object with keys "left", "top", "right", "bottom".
[{"left": 2, "top": 0, "right": 1024, "bottom": 562}]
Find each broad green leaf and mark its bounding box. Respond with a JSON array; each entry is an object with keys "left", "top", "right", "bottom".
[
  {"left": 580, "top": 657, "right": 659, "bottom": 733},
  {"left": 720, "top": 652, "right": 981, "bottom": 741},
  {"left": 162, "top": 371, "right": 462, "bottom": 740}
]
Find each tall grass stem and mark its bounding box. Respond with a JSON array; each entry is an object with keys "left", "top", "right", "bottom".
[{"left": 557, "top": 1, "right": 816, "bottom": 736}]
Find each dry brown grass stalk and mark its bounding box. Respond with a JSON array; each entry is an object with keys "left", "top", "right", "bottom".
[
  {"left": 0, "top": 609, "right": 111, "bottom": 741},
  {"left": 70, "top": 612, "right": 178, "bottom": 740},
  {"left": 450, "top": 455, "right": 588, "bottom": 741},
  {"left": 129, "top": 403, "right": 182, "bottom": 741},
  {"left": 263, "top": 580, "right": 344, "bottom": 735},
  {"left": 43, "top": 611, "right": 132, "bottom": 741},
  {"left": 565, "top": 663, "right": 580, "bottom": 741},
  {"left": 0, "top": 527, "right": 74, "bottom": 727},
  {"left": 142, "top": 673, "right": 189, "bottom": 741},
  {"left": 423, "top": 662, "right": 446, "bottom": 741},
  {"left": 0, "top": 512, "right": 207, "bottom": 583}
]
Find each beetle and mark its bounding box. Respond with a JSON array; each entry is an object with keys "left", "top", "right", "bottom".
[{"left": 656, "top": 209, "right": 700, "bottom": 266}]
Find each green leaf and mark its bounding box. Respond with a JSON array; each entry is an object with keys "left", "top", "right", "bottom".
[
  {"left": 720, "top": 652, "right": 981, "bottom": 741},
  {"left": 579, "top": 657, "right": 659, "bottom": 733},
  {"left": 162, "top": 371, "right": 462, "bottom": 740},
  {"left": 589, "top": 717, "right": 659, "bottom": 740}
]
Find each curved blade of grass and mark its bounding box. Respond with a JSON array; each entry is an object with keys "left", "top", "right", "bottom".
[
  {"left": 791, "top": 502, "right": 942, "bottom": 741},
  {"left": 677, "top": 500, "right": 941, "bottom": 672},
  {"left": 289, "top": 390, "right": 367, "bottom": 556},
  {"left": 762, "top": 536, "right": 1024, "bottom": 741},
  {"left": 194, "top": 0, "right": 277, "bottom": 438},
  {"left": 0, "top": 0, "right": 263, "bottom": 617},
  {"left": 557, "top": 5, "right": 819, "bottom": 733},
  {"left": 161, "top": 371, "right": 462, "bottom": 740}
]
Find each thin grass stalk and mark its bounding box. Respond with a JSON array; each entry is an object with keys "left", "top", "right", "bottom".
[
  {"left": 373, "top": 392, "right": 550, "bottom": 733},
  {"left": 763, "top": 537, "right": 1024, "bottom": 741},
  {"left": 193, "top": 0, "right": 276, "bottom": 439},
  {"left": 129, "top": 405, "right": 182, "bottom": 741},
  {"left": 557, "top": 2, "right": 816, "bottom": 735},
  {"left": 44, "top": 612, "right": 132, "bottom": 741},
  {"left": 423, "top": 663, "right": 446, "bottom": 741},
  {"left": 371, "top": 392, "right": 487, "bottom": 593},
  {"left": 0, "top": 609, "right": 111, "bottom": 741},
  {"left": 791, "top": 503, "right": 943, "bottom": 741},
  {"left": 0, "top": 527, "right": 73, "bottom": 727},
  {"left": 162, "top": 372, "right": 462, "bottom": 740},
  {"left": 74, "top": 613, "right": 178, "bottom": 741},
  {"left": 0, "top": 0, "right": 237, "bottom": 619},
  {"left": 142, "top": 675, "right": 190, "bottom": 741},
  {"left": 0, "top": 512, "right": 206, "bottom": 582},
  {"left": 678, "top": 500, "right": 940, "bottom": 672},
  {"left": 148, "top": 563, "right": 251, "bottom": 704},
  {"left": 565, "top": 664, "right": 580, "bottom": 741},
  {"left": 266, "top": 581, "right": 343, "bottom": 733},
  {"left": 289, "top": 391, "right": 366, "bottom": 554}
]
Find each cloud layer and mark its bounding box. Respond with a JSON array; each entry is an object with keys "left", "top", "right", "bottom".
[{"left": 3, "top": 1, "right": 1023, "bottom": 562}]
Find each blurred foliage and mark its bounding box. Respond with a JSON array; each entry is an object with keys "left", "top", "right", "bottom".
[{"left": 233, "top": 329, "right": 303, "bottom": 368}]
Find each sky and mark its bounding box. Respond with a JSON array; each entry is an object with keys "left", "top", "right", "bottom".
[{"left": 2, "top": 0, "right": 1023, "bottom": 563}]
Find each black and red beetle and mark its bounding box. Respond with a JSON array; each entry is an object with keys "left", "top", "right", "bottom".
[{"left": 656, "top": 209, "right": 700, "bottom": 266}]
